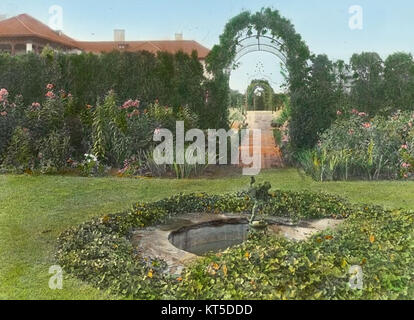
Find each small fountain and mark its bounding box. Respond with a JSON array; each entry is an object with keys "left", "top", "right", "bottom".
[
  {"left": 247, "top": 177, "right": 270, "bottom": 233},
  {"left": 131, "top": 179, "right": 344, "bottom": 274}
]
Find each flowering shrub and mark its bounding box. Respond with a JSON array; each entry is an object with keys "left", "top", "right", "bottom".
[
  {"left": 78, "top": 153, "right": 107, "bottom": 177},
  {"left": 0, "top": 87, "right": 200, "bottom": 177},
  {"left": 1, "top": 85, "right": 76, "bottom": 172},
  {"left": 299, "top": 110, "right": 414, "bottom": 181}
]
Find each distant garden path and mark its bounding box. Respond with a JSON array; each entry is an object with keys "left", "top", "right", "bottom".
[{"left": 240, "top": 111, "right": 284, "bottom": 169}]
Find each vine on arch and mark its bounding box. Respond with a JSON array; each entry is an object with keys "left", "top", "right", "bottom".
[
  {"left": 205, "top": 7, "right": 310, "bottom": 147},
  {"left": 246, "top": 79, "right": 275, "bottom": 111}
]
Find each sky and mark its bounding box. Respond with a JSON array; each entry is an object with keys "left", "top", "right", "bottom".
[{"left": 1, "top": 0, "right": 414, "bottom": 92}]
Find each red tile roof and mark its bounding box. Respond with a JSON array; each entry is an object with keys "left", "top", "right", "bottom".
[
  {"left": 0, "top": 14, "right": 80, "bottom": 48},
  {"left": 0, "top": 14, "right": 210, "bottom": 59},
  {"left": 77, "top": 40, "right": 210, "bottom": 59}
]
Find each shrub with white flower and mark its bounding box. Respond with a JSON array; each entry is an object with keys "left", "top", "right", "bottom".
[
  {"left": 79, "top": 153, "right": 106, "bottom": 176},
  {"left": 84, "top": 153, "right": 98, "bottom": 163}
]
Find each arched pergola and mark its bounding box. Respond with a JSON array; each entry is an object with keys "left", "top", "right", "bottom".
[
  {"left": 246, "top": 79, "right": 275, "bottom": 111},
  {"left": 203, "top": 8, "right": 310, "bottom": 129}
]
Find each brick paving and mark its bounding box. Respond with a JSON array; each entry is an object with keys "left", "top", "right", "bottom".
[{"left": 239, "top": 111, "right": 284, "bottom": 169}]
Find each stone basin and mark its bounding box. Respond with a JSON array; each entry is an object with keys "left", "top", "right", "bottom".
[
  {"left": 169, "top": 218, "right": 249, "bottom": 256},
  {"left": 131, "top": 213, "right": 343, "bottom": 274}
]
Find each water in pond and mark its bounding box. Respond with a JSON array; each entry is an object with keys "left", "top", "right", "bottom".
[{"left": 169, "top": 219, "right": 249, "bottom": 256}]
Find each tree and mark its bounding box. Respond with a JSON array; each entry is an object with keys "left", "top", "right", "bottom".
[
  {"left": 290, "top": 54, "right": 338, "bottom": 149},
  {"left": 228, "top": 89, "right": 244, "bottom": 110},
  {"left": 350, "top": 52, "right": 385, "bottom": 115},
  {"left": 384, "top": 52, "right": 414, "bottom": 112}
]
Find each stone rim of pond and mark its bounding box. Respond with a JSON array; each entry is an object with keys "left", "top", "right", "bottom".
[{"left": 131, "top": 213, "right": 344, "bottom": 275}]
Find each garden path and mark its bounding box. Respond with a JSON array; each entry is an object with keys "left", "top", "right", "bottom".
[{"left": 239, "top": 111, "right": 284, "bottom": 169}]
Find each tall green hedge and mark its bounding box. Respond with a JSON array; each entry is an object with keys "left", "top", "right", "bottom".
[{"left": 0, "top": 50, "right": 208, "bottom": 125}]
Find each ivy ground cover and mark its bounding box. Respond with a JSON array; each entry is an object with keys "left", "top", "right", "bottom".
[{"left": 1, "top": 169, "right": 414, "bottom": 299}]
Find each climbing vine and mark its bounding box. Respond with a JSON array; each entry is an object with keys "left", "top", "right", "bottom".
[
  {"left": 206, "top": 7, "right": 310, "bottom": 144},
  {"left": 246, "top": 79, "right": 275, "bottom": 111}
]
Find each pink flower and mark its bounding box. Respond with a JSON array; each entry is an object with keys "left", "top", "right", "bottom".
[
  {"left": 154, "top": 128, "right": 161, "bottom": 136},
  {"left": 337, "top": 110, "right": 342, "bottom": 116},
  {"left": 45, "top": 91, "right": 55, "bottom": 99},
  {"left": 348, "top": 129, "right": 355, "bottom": 135},
  {"left": 0, "top": 111, "right": 7, "bottom": 116},
  {"left": 121, "top": 99, "right": 140, "bottom": 110},
  {"left": 351, "top": 109, "right": 359, "bottom": 115},
  {"left": 46, "top": 84, "right": 54, "bottom": 90},
  {"left": 401, "top": 144, "right": 408, "bottom": 150},
  {"left": 31, "top": 102, "right": 41, "bottom": 109},
  {"left": 0, "top": 88, "right": 8, "bottom": 102},
  {"left": 402, "top": 163, "right": 411, "bottom": 168},
  {"left": 362, "top": 122, "right": 371, "bottom": 129},
  {"left": 358, "top": 112, "right": 367, "bottom": 117}
]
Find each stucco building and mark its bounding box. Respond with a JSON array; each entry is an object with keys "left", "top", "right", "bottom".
[{"left": 0, "top": 14, "right": 210, "bottom": 62}]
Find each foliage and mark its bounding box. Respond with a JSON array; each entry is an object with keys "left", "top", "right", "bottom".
[
  {"left": 271, "top": 95, "right": 290, "bottom": 128},
  {"left": 206, "top": 8, "right": 310, "bottom": 135},
  {"left": 78, "top": 154, "right": 107, "bottom": 177},
  {"left": 350, "top": 52, "right": 386, "bottom": 115},
  {"left": 298, "top": 110, "right": 414, "bottom": 181},
  {"left": 1, "top": 85, "right": 81, "bottom": 173},
  {"left": 290, "top": 54, "right": 339, "bottom": 150},
  {"left": 179, "top": 206, "right": 414, "bottom": 300},
  {"left": 2, "top": 127, "right": 35, "bottom": 171},
  {"left": 56, "top": 182, "right": 414, "bottom": 300},
  {"left": 0, "top": 49, "right": 208, "bottom": 127},
  {"left": 0, "top": 87, "right": 201, "bottom": 177},
  {"left": 92, "top": 91, "right": 126, "bottom": 165},
  {"left": 246, "top": 79, "right": 275, "bottom": 111},
  {"left": 384, "top": 52, "right": 414, "bottom": 112},
  {"left": 38, "top": 130, "right": 72, "bottom": 173},
  {"left": 287, "top": 51, "right": 414, "bottom": 151},
  {"left": 228, "top": 90, "right": 244, "bottom": 110},
  {"left": 0, "top": 89, "right": 24, "bottom": 160}
]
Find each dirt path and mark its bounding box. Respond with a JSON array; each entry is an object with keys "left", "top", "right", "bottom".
[{"left": 240, "top": 111, "right": 284, "bottom": 169}]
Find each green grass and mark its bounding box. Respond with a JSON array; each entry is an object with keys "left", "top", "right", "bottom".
[{"left": 1, "top": 169, "right": 414, "bottom": 300}]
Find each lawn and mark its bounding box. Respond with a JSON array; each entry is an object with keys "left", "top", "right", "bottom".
[{"left": 1, "top": 169, "right": 414, "bottom": 300}]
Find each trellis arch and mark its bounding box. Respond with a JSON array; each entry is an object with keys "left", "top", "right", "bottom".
[
  {"left": 207, "top": 8, "right": 310, "bottom": 86},
  {"left": 202, "top": 8, "right": 310, "bottom": 129},
  {"left": 231, "top": 35, "right": 287, "bottom": 72},
  {"left": 246, "top": 79, "right": 275, "bottom": 111}
]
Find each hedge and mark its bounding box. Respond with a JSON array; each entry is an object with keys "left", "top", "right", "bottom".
[{"left": 0, "top": 50, "right": 209, "bottom": 126}]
